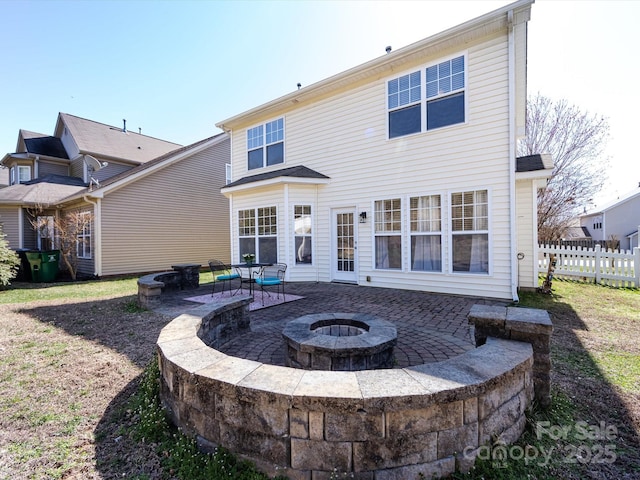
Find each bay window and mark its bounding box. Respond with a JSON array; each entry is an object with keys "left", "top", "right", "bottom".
[
  {"left": 294, "top": 205, "right": 312, "bottom": 264},
  {"left": 238, "top": 206, "right": 278, "bottom": 263}
]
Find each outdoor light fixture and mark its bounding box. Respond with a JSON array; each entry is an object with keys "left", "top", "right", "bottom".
[{"left": 359, "top": 211, "right": 367, "bottom": 223}]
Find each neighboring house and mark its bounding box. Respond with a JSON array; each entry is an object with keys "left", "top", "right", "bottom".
[
  {"left": 580, "top": 185, "right": 640, "bottom": 250},
  {"left": 218, "top": 0, "right": 550, "bottom": 301},
  {"left": 0, "top": 112, "right": 231, "bottom": 278}
]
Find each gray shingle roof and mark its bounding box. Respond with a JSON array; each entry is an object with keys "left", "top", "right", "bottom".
[
  {"left": 58, "top": 113, "right": 182, "bottom": 164},
  {"left": 224, "top": 165, "right": 330, "bottom": 188},
  {"left": 516, "top": 154, "right": 553, "bottom": 172},
  {"left": 0, "top": 181, "right": 86, "bottom": 205}
]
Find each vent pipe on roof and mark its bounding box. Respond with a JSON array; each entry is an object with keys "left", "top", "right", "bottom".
[{"left": 122, "top": 119, "right": 127, "bottom": 133}]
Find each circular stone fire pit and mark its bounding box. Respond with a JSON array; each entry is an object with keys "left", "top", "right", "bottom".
[{"left": 282, "top": 313, "right": 397, "bottom": 371}]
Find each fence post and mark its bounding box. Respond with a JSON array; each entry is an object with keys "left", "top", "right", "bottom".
[
  {"left": 634, "top": 247, "right": 640, "bottom": 288},
  {"left": 594, "top": 244, "right": 602, "bottom": 284}
]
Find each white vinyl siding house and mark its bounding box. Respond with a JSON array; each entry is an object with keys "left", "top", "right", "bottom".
[
  {"left": 220, "top": 0, "right": 540, "bottom": 300},
  {"left": 580, "top": 187, "right": 640, "bottom": 250}
]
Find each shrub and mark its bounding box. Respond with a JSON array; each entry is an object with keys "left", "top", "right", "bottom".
[{"left": 0, "top": 224, "right": 19, "bottom": 287}]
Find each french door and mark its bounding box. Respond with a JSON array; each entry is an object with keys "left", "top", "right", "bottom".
[{"left": 332, "top": 208, "right": 358, "bottom": 283}]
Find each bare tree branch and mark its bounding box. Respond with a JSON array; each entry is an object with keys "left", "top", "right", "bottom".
[{"left": 518, "top": 93, "right": 610, "bottom": 241}]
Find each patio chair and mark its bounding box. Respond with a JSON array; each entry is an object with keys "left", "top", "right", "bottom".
[
  {"left": 208, "top": 259, "right": 241, "bottom": 296},
  {"left": 255, "top": 263, "right": 287, "bottom": 306}
]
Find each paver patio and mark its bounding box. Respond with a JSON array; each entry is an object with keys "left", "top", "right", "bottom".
[{"left": 154, "top": 281, "right": 510, "bottom": 368}]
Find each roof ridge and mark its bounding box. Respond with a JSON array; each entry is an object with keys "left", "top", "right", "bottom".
[{"left": 59, "top": 112, "right": 182, "bottom": 146}]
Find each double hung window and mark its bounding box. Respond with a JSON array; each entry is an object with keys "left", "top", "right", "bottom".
[
  {"left": 76, "top": 212, "right": 92, "bottom": 259},
  {"left": 238, "top": 207, "right": 278, "bottom": 263},
  {"left": 387, "top": 54, "right": 465, "bottom": 138},
  {"left": 451, "top": 190, "right": 488, "bottom": 273},
  {"left": 410, "top": 195, "right": 442, "bottom": 272},
  {"left": 293, "top": 205, "right": 312, "bottom": 264},
  {"left": 11, "top": 165, "right": 31, "bottom": 185},
  {"left": 247, "top": 118, "right": 284, "bottom": 170},
  {"left": 374, "top": 199, "right": 402, "bottom": 269}
]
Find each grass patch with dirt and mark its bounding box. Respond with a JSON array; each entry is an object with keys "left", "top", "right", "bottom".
[{"left": 0, "top": 276, "right": 638, "bottom": 479}]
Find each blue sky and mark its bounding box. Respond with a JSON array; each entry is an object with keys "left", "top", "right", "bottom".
[{"left": 1, "top": 0, "right": 638, "bottom": 206}]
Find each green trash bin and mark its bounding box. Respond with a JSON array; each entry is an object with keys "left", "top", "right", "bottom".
[
  {"left": 38, "top": 250, "right": 60, "bottom": 282},
  {"left": 24, "top": 251, "right": 42, "bottom": 282},
  {"left": 24, "top": 250, "right": 59, "bottom": 282}
]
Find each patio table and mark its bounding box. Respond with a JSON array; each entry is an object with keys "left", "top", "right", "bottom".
[{"left": 231, "top": 263, "right": 273, "bottom": 296}]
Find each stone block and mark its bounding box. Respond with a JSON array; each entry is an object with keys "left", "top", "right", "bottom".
[
  {"left": 509, "top": 329, "right": 550, "bottom": 353},
  {"left": 218, "top": 422, "right": 288, "bottom": 465},
  {"left": 325, "top": 410, "right": 384, "bottom": 441},
  {"left": 437, "top": 423, "right": 479, "bottom": 458},
  {"left": 352, "top": 432, "right": 437, "bottom": 471},
  {"left": 479, "top": 390, "right": 528, "bottom": 445},
  {"left": 374, "top": 456, "right": 456, "bottom": 480},
  {"left": 468, "top": 305, "right": 507, "bottom": 327},
  {"left": 386, "top": 401, "right": 463, "bottom": 437},
  {"left": 291, "top": 438, "right": 352, "bottom": 471},
  {"left": 478, "top": 369, "right": 525, "bottom": 420},
  {"left": 464, "top": 397, "right": 478, "bottom": 424},
  {"left": 309, "top": 411, "right": 324, "bottom": 440},
  {"left": 506, "top": 307, "right": 553, "bottom": 335},
  {"left": 290, "top": 408, "right": 309, "bottom": 439},
  {"left": 215, "top": 393, "right": 289, "bottom": 436},
  {"left": 456, "top": 447, "right": 480, "bottom": 473}
]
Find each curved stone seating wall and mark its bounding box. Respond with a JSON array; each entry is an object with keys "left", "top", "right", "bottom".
[
  {"left": 138, "top": 263, "right": 201, "bottom": 309},
  {"left": 157, "top": 300, "right": 536, "bottom": 479}
]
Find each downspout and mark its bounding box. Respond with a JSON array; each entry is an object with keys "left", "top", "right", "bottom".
[
  {"left": 83, "top": 195, "right": 102, "bottom": 277},
  {"left": 507, "top": 9, "right": 519, "bottom": 302}
]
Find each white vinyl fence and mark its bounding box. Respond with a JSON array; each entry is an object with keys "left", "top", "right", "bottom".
[{"left": 538, "top": 244, "right": 640, "bottom": 288}]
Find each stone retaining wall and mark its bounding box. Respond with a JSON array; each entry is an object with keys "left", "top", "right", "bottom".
[
  {"left": 468, "top": 305, "right": 553, "bottom": 407},
  {"left": 157, "top": 300, "right": 538, "bottom": 479}
]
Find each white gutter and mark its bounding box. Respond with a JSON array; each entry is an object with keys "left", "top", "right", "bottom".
[
  {"left": 83, "top": 195, "right": 102, "bottom": 277},
  {"left": 508, "top": 8, "right": 519, "bottom": 302}
]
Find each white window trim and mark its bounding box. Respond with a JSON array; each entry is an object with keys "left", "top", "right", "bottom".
[
  {"left": 373, "top": 197, "right": 403, "bottom": 271},
  {"left": 407, "top": 193, "right": 445, "bottom": 274},
  {"left": 448, "top": 188, "right": 491, "bottom": 275},
  {"left": 77, "top": 211, "right": 92, "bottom": 259},
  {"left": 237, "top": 206, "right": 278, "bottom": 263},
  {"left": 246, "top": 117, "right": 285, "bottom": 170},
  {"left": 18, "top": 165, "right": 31, "bottom": 182},
  {"left": 293, "top": 204, "right": 313, "bottom": 266},
  {"left": 385, "top": 51, "right": 468, "bottom": 140},
  {"left": 225, "top": 163, "right": 232, "bottom": 185}
]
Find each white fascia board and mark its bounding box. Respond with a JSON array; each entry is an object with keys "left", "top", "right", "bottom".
[
  {"left": 221, "top": 176, "right": 330, "bottom": 197},
  {"left": 217, "top": 0, "right": 533, "bottom": 131},
  {"left": 515, "top": 168, "right": 553, "bottom": 182}
]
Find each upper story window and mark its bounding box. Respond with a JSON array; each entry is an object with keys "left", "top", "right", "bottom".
[
  {"left": 11, "top": 165, "right": 32, "bottom": 185},
  {"left": 388, "top": 54, "right": 465, "bottom": 138},
  {"left": 225, "top": 163, "right": 232, "bottom": 185},
  {"left": 247, "top": 118, "right": 284, "bottom": 170}
]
